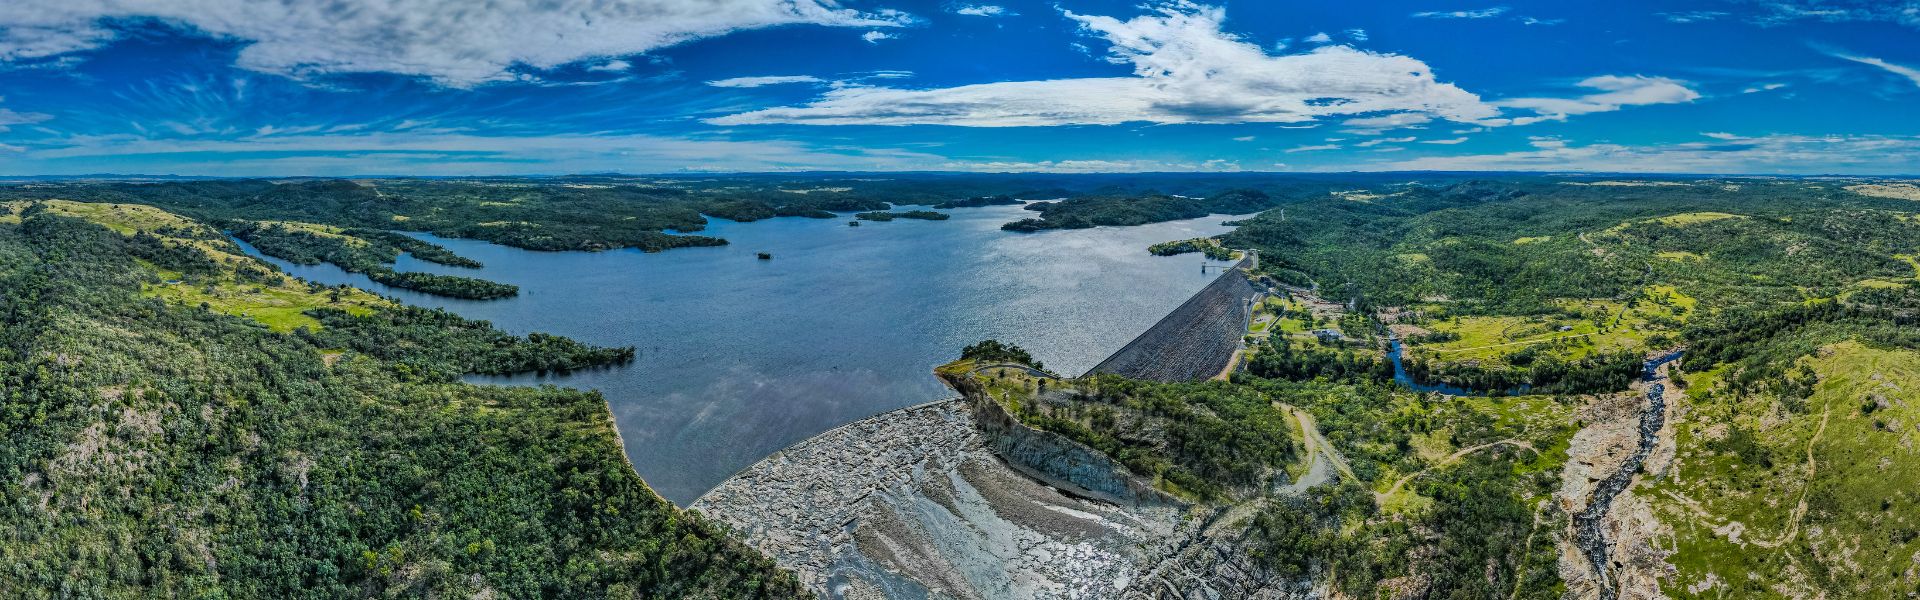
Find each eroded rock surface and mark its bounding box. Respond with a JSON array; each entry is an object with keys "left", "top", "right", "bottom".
[{"left": 693, "top": 399, "right": 1308, "bottom": 599}]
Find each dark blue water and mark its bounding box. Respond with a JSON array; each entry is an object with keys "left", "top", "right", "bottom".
[{"left": 236, "top": 204, "right": 1242, "bottom": 504}]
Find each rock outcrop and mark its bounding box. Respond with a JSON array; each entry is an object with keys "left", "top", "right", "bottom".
[{"left": 692, "top": 396, "right": 1308, "bottom": 599}]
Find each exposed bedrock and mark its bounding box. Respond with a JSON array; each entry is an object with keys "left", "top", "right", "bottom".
[
  {"left": 1086, "top": 258, "right": 1257, "bottom": 382},
  {"left": 692, "top": 398, "right": 1309, "bottom": 599}
]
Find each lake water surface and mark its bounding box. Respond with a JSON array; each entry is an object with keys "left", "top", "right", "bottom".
[{"left": 239, "top": 204, "right": 1241, "bottom": 504}]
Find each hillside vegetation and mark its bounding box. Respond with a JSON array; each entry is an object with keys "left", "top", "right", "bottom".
[{"left": 0, "top": 203, "right": 799, "bottom": 598}]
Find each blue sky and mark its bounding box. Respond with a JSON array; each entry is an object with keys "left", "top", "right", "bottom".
[{"left": 0, "top": 0, "right": 1916, "bottom": 175}]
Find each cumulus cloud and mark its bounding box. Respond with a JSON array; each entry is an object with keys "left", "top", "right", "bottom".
[
  {"left": 708, "top": 75, "right": 828, "bottom": 88},
  {"left": 861, "top": 30, "right": 898, "bottom": 43},
  {"left": 1363, "top": 132, "right": 1920, "bottom": 174},
  {"left": 0, "top": 0, "right": 911, "bottom": 86},
  {"left": 1411, "top": 7, "right": 1509, "bottom": 19},
  {"left": 1829, "top": 52, "right": 1920, "bottom": 88},
  {"left": 1303, "top": 32, "right": 1334, "bottom": 43},
  {"left": 952, "top": 5, "right": 1009, "bottom": 17},
  {"left": 1493, "top": 75, "right": 1700, "bottom": 125},
  {"left": 712, "top": 3, "right": 1499, "bottom": 127}
]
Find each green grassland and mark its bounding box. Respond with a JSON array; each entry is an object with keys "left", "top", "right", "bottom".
[
  {"left": 29, "top": 200, "right": 393, "bottom": 331},
  {"left": 1649, "top": 342, "right": 1920, "bottom": 598}
]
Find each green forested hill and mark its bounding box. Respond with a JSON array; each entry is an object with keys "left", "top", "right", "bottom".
[{"left": 0, "top": 209, "right": 799, "bottom": 597}]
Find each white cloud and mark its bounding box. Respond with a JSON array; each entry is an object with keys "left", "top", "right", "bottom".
[
  {"left": 4, "top": 129, "right": 956, "bottom": 175},
  {"left": 1286, "top": 144, "right": 1341, "bottom": 153},
  {"left": 0, "top": 0, "right": 911, "bottom": 86},
  {"left": 589, "top": 60, "right": 632, "bottom": 73},
  {"left": 1659, "top": 11, "right": 1729, "bottom": 23},
  {"left": 1420, "top": 137, "right": 1470, "bottom": 144},
  {"left": 862, "top": 30, "right": 898, "bottom": 43},
  {"left": 1519, "top": 16, "right": 1563, "bottom": 25},
  {"left": 942, "top": 158, "right": 1240, "bottom": 173},
  {"left": 1411, "top": 7, "right": 1509, "bottom": 19},
  {"left": 1233, "top": 135, "right": 1255, "bottom": 141},
  {"left": 707, "top": 75, "right": 827, "bottom": 88},
  {"left": 713, "top": 4, "right": 1498, "bottom": 127},
  {"left": 1493, "top": 75, "right": 1700, "bottom": 125},
  {"left": 0, "top": 105, "right": 52, "bottom": 132},
  {"left": 1303, "top": 32, "right": 1334, "bottom": 43},
  {"left": 1741, "top": 82, "right": 1788, "bottom": 93},
  {"left": 1363, "top": 132, "right": 1920, "bottom": 174},
  {"left": 1342, "top": 113, "right": 1433, "bottom": 133},
  {"left": 1356, "top": 136, "right": 1415, "bottom": 147},
  {"left": 953, "top": 5, "right": 1009, "bottom": 17},
  {"left": 1750, "top": 1, "right": 1920, "bottom": 29},
  {"left": 1345, "top": 28, "right": 1368, "bottom": 41},
  {"left": 1830, "top": 52, "right": 1920, "bottom": 88}
]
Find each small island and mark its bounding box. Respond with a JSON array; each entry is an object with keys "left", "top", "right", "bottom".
[
  {"left": 756, "top": 252, "right": 772, "bottom": 260},
  {"left": 1148, "top": 237, "right": 1235, "bottom": 260}
]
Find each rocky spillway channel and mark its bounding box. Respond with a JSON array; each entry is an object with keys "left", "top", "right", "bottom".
[
  {"left": 692, "top": 399, "right": 1199, "bottom": 599},
  {"left": 1571, "top": 352, "right": 1681, "bottom": 600}
]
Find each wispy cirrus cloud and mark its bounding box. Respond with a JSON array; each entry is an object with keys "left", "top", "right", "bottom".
[
  {"left": 708, "top": 75, "right": 827, "bottom": 88},
  {"left": 1827, "top": 51, "right": 1920, "bottom": 88},
  {"left": 1411, "top": 7, "right": 1509, "bottom": 19},
  {"left": 1746, "top": 0, "right": 1920, "bottom": 28},
  {"left": 1660, "top": 11, "right": 1729, "bottom": 23},
  {"left": 1, "top": 129, "right": 954, "bottom": 175},
  {"left": 0, "top": 105, "right": 51, "bottom": 132},
  {"left": 1363, "top": 132, "right": 1920, "bottom": 174},
  {"left": 0, "top": 0, "right": 912, "bottom": 86}
]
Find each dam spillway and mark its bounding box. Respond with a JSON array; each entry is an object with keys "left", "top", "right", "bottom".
[{"left": 1086, "top": 256, "right": 1258, "bottom": 381}]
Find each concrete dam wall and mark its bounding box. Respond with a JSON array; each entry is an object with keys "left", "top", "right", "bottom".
[{"left": 1086, "top": 257, "right": 1258, "bottom": 382}]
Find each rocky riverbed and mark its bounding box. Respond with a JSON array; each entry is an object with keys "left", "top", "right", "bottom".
[{"left": 1558, "top": 353, "right": 1683, "bottom": 600}]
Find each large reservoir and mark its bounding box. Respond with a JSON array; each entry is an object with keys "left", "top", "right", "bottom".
[{"left": 238, "top": 204, "right": 1241, "bottom": 504}]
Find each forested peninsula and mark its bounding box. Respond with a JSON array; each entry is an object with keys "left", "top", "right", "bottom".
[{"left": 0, "top": 200, "right": 799, "bottom": 598}]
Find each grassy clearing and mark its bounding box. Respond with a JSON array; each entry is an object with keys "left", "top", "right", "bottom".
[
  {"left": 1650, "top": 343, "right": 1920, "bottom": 598},
  {"left": 1845, "top": 183, "right": 1920, "bottom": 201},
  {"left": 33, "top": 199, "right": 392, "bottom": 331},
  {"left": 1411, "top": 286, "right": 1690, "bottom": 362},
  {"left": 145, "top": 277, "right": 383, "bottom": 332},
  {"left": 1512, "top": 236, "right": 1551, "bottom": 245},
  {"left": 1650, "top": 212, "right": 1745, "bottom": 226}
]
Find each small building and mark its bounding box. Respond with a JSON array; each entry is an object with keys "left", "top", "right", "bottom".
[{"left": 1311, "top": 329, "right": 1345, "bottom": 343}]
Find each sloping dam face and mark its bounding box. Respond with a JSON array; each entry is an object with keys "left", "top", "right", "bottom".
[{"left": 1085, "top": 257, "right": 1258, "bottom": 381}]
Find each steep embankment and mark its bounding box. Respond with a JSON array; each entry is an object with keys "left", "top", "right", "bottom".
[{"left": 1087, "top": 257, "right": 1258, "bottom": 381}]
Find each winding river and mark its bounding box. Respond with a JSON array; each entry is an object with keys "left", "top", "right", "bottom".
[{"left": 236, "top": 204, "right": 1243, "bottom": 504}]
